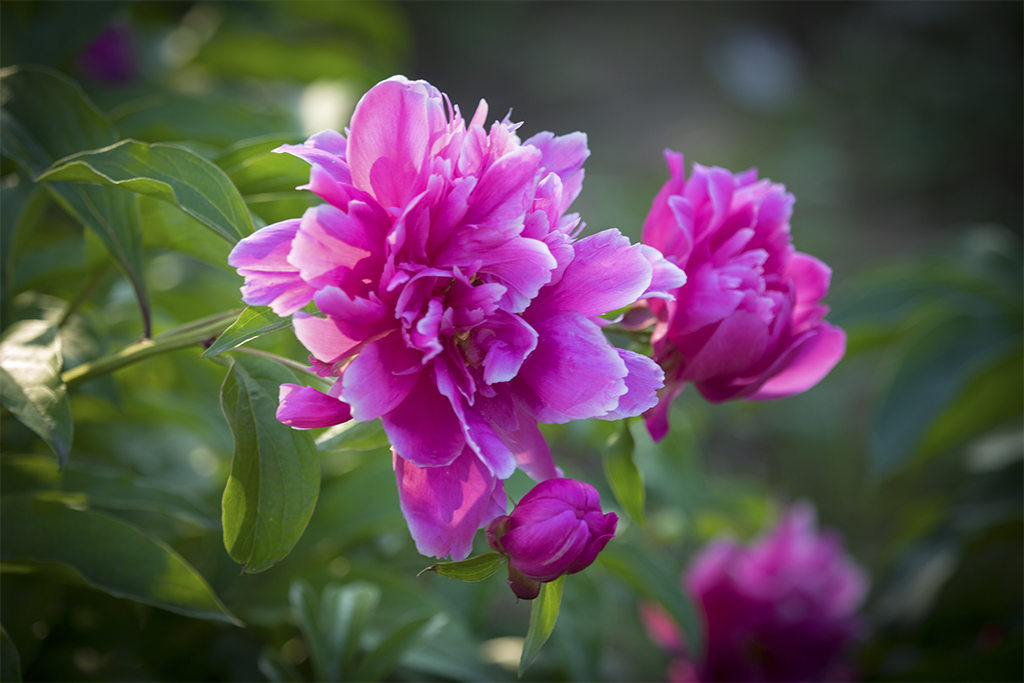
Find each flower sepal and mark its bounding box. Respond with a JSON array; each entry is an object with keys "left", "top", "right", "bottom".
[{"left": 418, "top": 551, "right": 506, "bottom": 583}]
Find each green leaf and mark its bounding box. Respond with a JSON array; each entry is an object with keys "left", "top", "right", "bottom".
[
  {"left": 201, "top": 306, "right": 291, "bottom": 358},
  {"left": 419, "top": 552, "right": 505, "bottom": 583},
  {"left": 0, "top": 626, "right": 21, "bottom": 683},
  {"left": 316, "top": 419, "right": 390, "bottom": 453},
  {"left": 1, "top": 456, "right": 219, "bottom": 529},
  {"left": 322, "top": 581, "right": 381, "bottom": 680},
  {"left": 518, "top": 575, "right": 564, "bottom": 677},
  {"left": 602, "top": 421, "right": 645, "bottom": 526},
  {"left": 38, "top": 139, "right": 253, "bottom": 244},
  {"left": 0, "top": 320, "right": 72, "bottom": 466},
  {"left": 257, "top": 647, "right": 303, "bottom": 683},
  {"left": 0, "top": 65, "right": 150, "bottom": 336},
  {"left": 216, "top": 139, "right": 312, "bottom": 197},
  {"left": 220, "top": 355, "right": 320, "bottom": 572},
  {"left": 0, "top": 495, "right": 239, "bottom": 624},
  {"left": 289, "top": 581, "right": 328, "bottom": 682},
  {"left": 354, "top": 613, "right": 448, "bottom": 682},
  {"left": 598, "top": 543, "right": 704, "bottom": 664},
  {"left": 871, "top": 312, "right": 1019, "bottom": 475}
]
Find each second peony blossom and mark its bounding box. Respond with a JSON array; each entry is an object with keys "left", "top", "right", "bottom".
[
  {"left": 639, "top": 152, "right": 846, "bottom": 441},
  {"left": 229, "top": 76, "right": 684, "bottom": 561},
  {"left": 486, "top": 478, "right": 617, "bottom": 600}
]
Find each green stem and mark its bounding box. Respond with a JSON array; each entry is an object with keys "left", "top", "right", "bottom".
[{"left": 61, "top": 310, "right": 239, "bottom": 388}]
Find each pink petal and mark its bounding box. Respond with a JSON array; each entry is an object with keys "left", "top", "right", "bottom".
[
  {"left": 643, "top": 379, "right": 686, "bottom": 443},
  {"left": 464, "top": 145, "right": 543, "bottom": 229},
  {"left": 684, "top": 310, "right": 771, "bottom": 386},
  {"left": 514, "top": 310, "right": 627, "bottom": 424},
  {"left": 534, "top": 229, "right": 652, "bottom": 318},
  {"left": 639, "top": 244, "right": 687, "bottom": 300},
  {"left": 787, "top": 252, "right": 833, "bottom": 331},
  {"left": 642, "top": 150, "right": 688, "bottom": 256},
  {"left": 475, "top": 311, "right": 539, "bottom": 385},
  {"left": 228, "top": 219, "right": 314, "bottom": 316},
  {"left": 599, "top": 350, "right": 665, "bottom": 420},
  {"left": 347, "top": 77, "right": 440, "bottom": 209},
  {"left": 394, "top": 449, "right": 507, "bottom": 560},
  {"left": 292, "top": 312, "right": 361, "bottom": 364},
  {"left": 381, "top": 369, "right": 466, "bottom": 468},
  {"left": 277, "top": 383, "right": 352, "bottom": 429},
  {"left": 340, "top": 333, "right": 422, "bottom": 421},
  {"left": 523, "top": 130, "right": 590, "bottom": 212},
  {"left": 288, "top": 202, "right": 386, "bottom": 292},
  {"left": 747, "top": 323, "right": 846, "bottom": 400},
  {"left": 314, "top": 287, "right": 393, "bottom": 345}
]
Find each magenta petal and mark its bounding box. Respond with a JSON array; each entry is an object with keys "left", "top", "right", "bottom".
[
  {"left": 393, "top": 449, "right": 507, "bottom": 561},
  {"left": 515, "top": 310, "right": 627, "bottom": 424},
  {"left": 535, "top": 229, "right": 652, "bottom": 317},
  {"left": 464, "top": 145, "right": 543, "bottom": 228},
  {"left": 644, "top": 379, "right": 686, "bottom": 443},
  {"left": 564, "top": 517, "right": 617, "bottom": 574},
  {"left": 477, "top": 311, "right": 539, "bottom": 385},
  {"left": 500, "top": 419, "right": 562, "bottom": 482},
  {"left": 685, "top": 310, "right": 770, "bottom": 385},
  {"left": 787, "top": 252, "right": 833, "bottom": 330},
  {"left": 228, "top": 219, "right": 314, "bottom": 316},
  {"left": 748, "top": 324, "right": 846, "bottom": 400},
  {"left": 599, "top": 350, "right": 664, "bottom": 420},
  {"left": 524, "top": 130, "right": 590, "bottom": 212},
  {"left": 382, "top": 369, "right": 466, "bottom": 468},
  {"left": 639, "top": 244, "right": 687, "bottom": 299},
  {"left": 341, "top": 334, "right": 422, "bottom": 421},
  {"left": 289, "top": 203, "right": 385, "bottom": 291},
  {"left": 293, "top": 312, "right": 361, "bottom": 364},
  {"left": 277, "top": 383, "right": 352, "bottom": 429},
  {"left": 502, "top": 511, "right": 590, "bottom": 581},
  {"left": 347, "top": 77, "right": 439, "bottom": 209}
]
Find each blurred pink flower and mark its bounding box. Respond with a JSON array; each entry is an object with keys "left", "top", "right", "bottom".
[
  {"left": 640, "top": 151, "right": 845, "bottom": 441},
  {"left": 641, "top": 503, "right": 867, "bottom": 682},
  {"left": 230, "top": 76, "right": 683, "bottom": 561},
  {"left": 486, "top": 478, "right": 617, "bottom": 599},
  {"left": 78, "top": 22, "right": 136, "bottom": 85}
]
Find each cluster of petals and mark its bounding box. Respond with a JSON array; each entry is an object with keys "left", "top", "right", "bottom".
[
  {"left": 641, "top": 503, "right": 867, "bottom": 682},
  {"left": 229, "top": 76, "right": 684, "bottom": 561},
  {"left": 486, "top": 478, "right": 617, "bottom": 600},
  {"left": 639, "top": 151, "right": 846, "bottom": 441}
]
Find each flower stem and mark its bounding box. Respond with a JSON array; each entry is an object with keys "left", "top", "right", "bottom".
[{"left": 61, "top": 309, "right": 239, "bottom": 388}]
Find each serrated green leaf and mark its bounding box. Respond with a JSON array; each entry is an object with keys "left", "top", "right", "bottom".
[
  {"left": 0, "top": 495, "right": 239, "bottom": 624},
  {"left": 37, "top": 139, "right": 252, "bottom": 243},
  {"left": 602, "top": 421, "right": 645, "bottom": 526},
  {"left": 0, "top": 65, "right": 150, "bottom": 336},
  {"left": 598, "top": 543, "right": 703, "bottom": 664},
  {"left": 0, "top": 320, "right": 72, "bottom": 466},
  {"left": 0, "top": 625, "right": 21, "bottom": 683},
  {"left": 316, "top": 419, "right": 390, "bottom": 453},
  {"left": 420, "top": 552, "right": 505, "bottom": 583},
  {"left": 221, "top": 355, "right": 320, "bottom": 572},
  {"left": 1, "top": 455, "right": 219, "bottom": 529},
  {"left": 519, "top": 575, "right": 564, "bottom": 677},
  {"left": 201, "top": 306, "right": 291, "bottom": 358},
  {"left": 354, "top": 613, "right": 448, "bottom": 682}
]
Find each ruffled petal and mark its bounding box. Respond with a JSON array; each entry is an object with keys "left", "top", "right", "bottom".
[
  {"left": 747, "top": 324, "right": 846, "bottom": 400},
  {"left": 228, "top": 219, "right": 314, "bottom": 316},
  {"left": 787, "top": 252, "right": 833, "bottom": 331},
  {"left": 341, "top": 333, "right": 422, "bottom": 421},
  {"left": 381, "top": 369, "right": 466, "bottom": 468},
  {"left": 599, "top": 350, "right": 665, "bottom": 420},
  {"left": 523, "top": 130, "right": 590, "bottom": 213},
  {"left": 277, "top": 383, "right": 352, "bottom": 429},
  {"left": 394, "top": 449, "right": 506, "bottom": 561},
  {"left": 293, "top": 312, "right": 361, "bottom": 364}
]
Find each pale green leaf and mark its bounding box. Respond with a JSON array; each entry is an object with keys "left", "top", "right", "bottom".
[
  {"left": 221, "top": 355, "right": 320, "bottom": 572},
  {"left": 0, "top": 320, "right": 72, "bottom": 466},
  {"left": 0, "top": 495, "right": 239, "bottom": 624},
  {"left": 519, "top": 575, "right": 564, "bottom": 677},
  {"left": 38, "top": 139, "right": 252, "bottom": 243},
  {"left": 602, "top": 421, "right": 645, "bottom": 526},
  {"left": 201, "top": 306, "right": 291, "bottom": 358}
]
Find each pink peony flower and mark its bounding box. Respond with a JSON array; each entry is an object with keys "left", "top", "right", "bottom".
[
  {"left": 229, "top": 77, "right": 684, "bottom": 561},
  {"left": 486, "top": 478, "right": 617, "bottom": 599},
  {"left": 641, "top": 503, "right": 867, "bottom": 682},
  {"left": 640, "top": 151, "right": 845, "bottom": 441}
]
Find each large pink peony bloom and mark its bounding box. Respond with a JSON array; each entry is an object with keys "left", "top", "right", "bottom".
[
  {"left": 229, "top": 77, "right": 684, "bottom": 561},
  {"left": 641, "top": 503, "right": 867, "bottom": 682},
  {"left": 640, "top": 151, "right": 845, "bottom": 441}
]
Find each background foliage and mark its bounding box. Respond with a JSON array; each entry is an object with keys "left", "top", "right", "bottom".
[{"left": 1, "top": 2, "right": 1021, "bottom": 681}]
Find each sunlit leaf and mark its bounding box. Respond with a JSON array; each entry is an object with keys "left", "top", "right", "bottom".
[
  {"left": 38, "top": 139, "right": 252, "bottom": 243},
  {"left": 220, "top": 355, "right": 320, "bottom": 572},
  {"left": 419, "top": 552, "right": 505, "bottom": 583},
  {"left": 1, "top": 456, "right": 219, "bottom": 529},
  {"left": 201, "top": 306, "right": 291, "bottom": 358},
  {"left": 0, "top": 625, "right": 20, "bottom": 683},
  {"left": 354, "top": 613, "right": 448, "bottom": 682},
  {"left": 518, "top": 575, "right": 564, "bottom": 677},
  {"left": 602, "top": 421, "right": 645, "bottom": 526},
  {"left": 0, "top": 65, "right": 150, "bottom": 335},
  {"left": 316, "top": 419, "right": 390, "bottom": 453},
  {"left": 0, "top": 320, "right": 72, "bottom": 466},
  {"left": 0, "top": 495, "right": 239, "bottom": 624}
]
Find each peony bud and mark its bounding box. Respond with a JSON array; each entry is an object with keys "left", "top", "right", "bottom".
[{"left": 486, "top": 478, "right": 617, "bottom": 599}]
